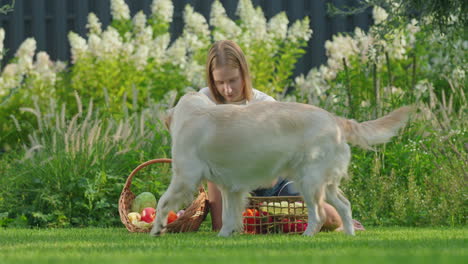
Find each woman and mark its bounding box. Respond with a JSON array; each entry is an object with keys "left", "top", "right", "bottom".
[{"left": 200, "top": 40, "right": 364, "bottom": 232}]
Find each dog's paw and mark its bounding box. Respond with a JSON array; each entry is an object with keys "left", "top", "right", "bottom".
[
  {"left": 302, "top": 225, "right": 319, "bottom": 236},
  {"left": 149, "top": 224, "right": 167, "bottom": 237},
  {"left": 217, "top": 228, "right": 235, "bottom": 237},
  {"left": 302, "top": 230, "right": 315, "bottom": 237}
]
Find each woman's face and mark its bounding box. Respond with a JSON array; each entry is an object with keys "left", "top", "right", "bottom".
[{"left": 212, "top": 66, "right": 244, "bottom": 103}]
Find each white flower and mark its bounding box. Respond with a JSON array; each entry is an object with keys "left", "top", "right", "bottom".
[
  {"left": 2, "top": 63, "right": 18, "bottom": 78},
  {"left": 167, "top": 38, "right": 187, "bottom": 68},
  {"left": 34, "top": 51, "right": 56, "bottom": 83},
  {"left": 68, "top": 32, "right": 88, "bottom": 64},
  {"left": 210, "top": 0, "right": 241, "bottom": 41},
  {"left": 407, "top": 19, "right": 420, "bottom": 35},
  {"left": 34, "top": 51, "right": 52, "bottom": 70},
  {"left": 406, "top": 19, "right": 420, "bottom": 46},
  {"left": 15, "top": 38, "right": 36, "bottom": 73},
  {"left": 268, "top": 12, "right": 288, "bottom": 40},
  {"left": 0, "top": 28, "right": 5, "bottom": 61},
  {"left": 150, "top": 33, "right": 170, "bottom": 62},
  {"left": 236, "top": 0, "right": 267, "bottom": 40},
  {"left": 0, "top": 63, "right": 21, "bottom": 96},
  {"left": 294, "top": 67, "right": 330, "bottom": 104},
  {"left": 86, "top": 13, "right": 102, "bottom": 35},
  {"left": 132, "top": 45, "right": 149, "bottom": 70},
  {"left": 236, "top": 0, "right": 255, "bottom": 22},
  {"left": 452, "top": 66, "right": 465, "bottom": 81},
  {"left": 151, "top": 0, "right": 174, "bottom": 23},
  {"left": 185, "top": 60, "right": 206, "bottom": 88},
  {"left": 135, "top": 26, "right": 153, "bottom": 46},
  {"left": 354, "top": 27, "right": 373, "bottom": 63},
  {"left": 183, "top": 5, "right": 209, "bottom": 51},
  {"left": 53, "top": 61, "right": 67, "bottom": 72},
  {"left": 319, "top": 65, "right": 336, "bottom": 81},
  {"left": 100, "top": 27, "right": 123, "bottom": 56},
  {"left": 15, "top": 38, "right": 36, "bottom": 59},
  {"left": 324, "top": 34, "right": 358, "bottom": 72},
  {"left": 373, "top": 6, "right": 388, "bottom": 25},
  {"left": 111, "top": 0, "right": 130, "bottom": 21},
  {"left": 132, "top": 11, "right": 147, "bottom": 33},
  {"left": 287, "top": 17, "right": 312, "bottom": 43},
  {"left": 121, "top": 42, "right": 135, "bottom": 58},
  {"left": 385, "top": 30, "right": 407, "bottom": 60},
  {"left": 88, "top": 34, "right": 102, "bottom": 57}
]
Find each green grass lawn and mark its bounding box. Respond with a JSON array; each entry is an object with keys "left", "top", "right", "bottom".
[{"left": 0, "top": 227, "right": 466, "bottom": 264}]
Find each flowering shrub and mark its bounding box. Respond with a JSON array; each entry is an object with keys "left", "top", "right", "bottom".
[
  {"left": 0, "top": 37, "right": 66, "bottom": 150},
  {"left": 68, "top": 0, "right": 189, "bottom": 115},
  {"left": 0, "top": 0, "right": 312, "bottom": 149},
  {"left": 294, "top": 4, "right": 466, "bottom": 117}
]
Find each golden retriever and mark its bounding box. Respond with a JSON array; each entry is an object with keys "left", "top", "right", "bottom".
[{"left": 150, "top": 92, "right": 413, "bottom": 237}]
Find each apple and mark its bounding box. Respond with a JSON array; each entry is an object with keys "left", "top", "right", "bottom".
[
  {"left": 141, "top": 207, "right": 156, "bottom": 223},
  {"left": 127, "top": 212, "right": 141, "bottom": 224}
]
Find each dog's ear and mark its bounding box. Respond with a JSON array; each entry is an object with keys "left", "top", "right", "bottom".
[{"left": 164, "top": 108, "right": 174, "bottom": 131}]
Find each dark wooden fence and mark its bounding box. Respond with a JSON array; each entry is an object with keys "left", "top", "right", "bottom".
[{"left": 0, "top": 0, "right": 372, "bottom": 75}]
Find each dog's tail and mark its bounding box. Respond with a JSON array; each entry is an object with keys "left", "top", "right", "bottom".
[{"left": 335, "top": 106, "right": 415, "bottom": 149}]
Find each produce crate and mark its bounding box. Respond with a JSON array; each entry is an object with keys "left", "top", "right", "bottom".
[{"left": 244, "top": 196, "right": 308, "bottom": 234}]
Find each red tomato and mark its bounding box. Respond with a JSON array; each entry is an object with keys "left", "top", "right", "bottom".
[
  {"left": 167, "top": 210, "right": 178, "bottom": 224},
  {"left": 243, "top": 209, "right": 273, "bottom": 234}
]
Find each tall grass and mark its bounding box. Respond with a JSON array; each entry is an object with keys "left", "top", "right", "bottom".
[
  {"left": 338, "top": 75, "right": 467, "bottom": 227},
  {"left": 0, "top": 93, "right": 174, "bottom": 227}
]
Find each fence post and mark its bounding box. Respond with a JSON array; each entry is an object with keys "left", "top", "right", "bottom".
[
  {"left": 32, "top": 0, "right": 46, "bottom": 52},
  {"left": 53, "top": 0, "right": 67, "bottom": 60}
]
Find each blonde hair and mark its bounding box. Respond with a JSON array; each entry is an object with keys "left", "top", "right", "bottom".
[{"left": 206, "top": 40, "right": 253, "bottom": 104}]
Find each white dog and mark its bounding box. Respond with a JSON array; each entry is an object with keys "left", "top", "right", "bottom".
[{"left": 150, "top": 92, "right": 413, "bottom": 237}]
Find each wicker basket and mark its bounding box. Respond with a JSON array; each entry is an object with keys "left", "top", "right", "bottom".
[
  {"left": 244, "top": 196, "right": 308, "bottom": 234},
  {"left": 119, "top": 158, "right": 209, "bottom": 233}
]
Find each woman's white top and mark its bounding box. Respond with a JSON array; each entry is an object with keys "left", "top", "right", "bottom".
[{"left": 199, "top": 87, "right": 275, "bottom": 105}]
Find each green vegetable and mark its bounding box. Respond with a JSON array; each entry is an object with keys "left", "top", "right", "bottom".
[{"left": 131, "top": 192, "right": 157, "bottom": 213}]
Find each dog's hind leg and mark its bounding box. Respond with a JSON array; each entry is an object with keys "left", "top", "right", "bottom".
[
  {"left": 150, "top": 167, "right": 202, "bottom": 236},
  {"left": 325, "top": 184, "right": 355, "bottom": 236},
  {"left": 218, "top": 188, "right": 248, "bottom": 237}
]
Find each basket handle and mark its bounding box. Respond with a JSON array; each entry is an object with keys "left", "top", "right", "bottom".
[
  {"left": 123, "top": 158, "right": 172, "bottom": 191},
  {"left": 123, "top": 158, "right": 206, "bottom": 194}
]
